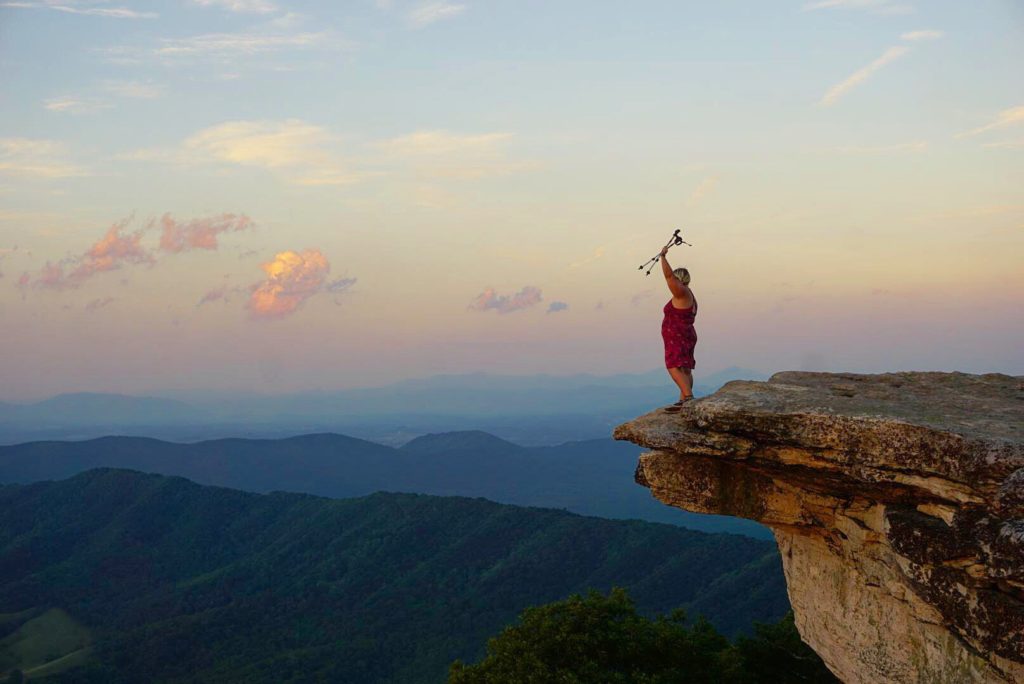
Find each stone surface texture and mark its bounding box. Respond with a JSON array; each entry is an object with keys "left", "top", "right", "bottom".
[{"left": 614, "top": 371, "right": 1024, "bottom": 684}]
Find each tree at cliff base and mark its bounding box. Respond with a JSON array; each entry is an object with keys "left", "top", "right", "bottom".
[{"left": 449, "top": 588, "right": 837, "bottom": 684}]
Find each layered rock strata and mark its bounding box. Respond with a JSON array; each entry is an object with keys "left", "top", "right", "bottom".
[{"left": 614, "top": 372, "right": 1024, "bottom": 684}]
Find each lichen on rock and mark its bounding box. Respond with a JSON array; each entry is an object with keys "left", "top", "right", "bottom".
[{"left": 614, "top": 371, "right": 1024, "bottom": 684}]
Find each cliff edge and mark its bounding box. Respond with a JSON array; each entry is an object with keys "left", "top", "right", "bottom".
[{"left": 614, "top": 371, "right": 1024, "bottom": 684}]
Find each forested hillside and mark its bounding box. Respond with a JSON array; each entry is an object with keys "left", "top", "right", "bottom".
[
  {"left": 0, "top": 470, "right": 787, "bottom": 683},
  {"left": 0, "top": 432, "right": 769, "bottom": 537}
]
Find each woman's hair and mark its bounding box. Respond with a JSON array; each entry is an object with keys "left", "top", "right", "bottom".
[{"left": 672, "top": 267, "right": 690, "bottom": 285}]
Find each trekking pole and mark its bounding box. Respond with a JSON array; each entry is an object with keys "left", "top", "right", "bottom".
[{"left": 638, "top": 229, "right": 691, "bottom": 275}]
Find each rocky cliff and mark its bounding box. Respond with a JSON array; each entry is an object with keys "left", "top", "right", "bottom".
[{"left": 614, "top": 371, "right": 1024, "bottom": 684}]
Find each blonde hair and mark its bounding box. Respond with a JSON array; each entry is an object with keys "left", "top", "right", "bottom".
[{"left": 673, "top": 267, "right": 690, "bottom": 285}]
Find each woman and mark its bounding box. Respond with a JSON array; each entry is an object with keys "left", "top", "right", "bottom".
[{"left": 658, "top": 245, "right": 697, "bottom": 411}]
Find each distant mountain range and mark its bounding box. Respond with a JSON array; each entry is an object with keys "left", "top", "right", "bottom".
[
  {"left": 0, "top": 430, "right": 770, "bottom": 538},
  {"left": 0, "top": 392, "right": 205, "bottom": 425},
  {"left": 0, "top": 367, "right": 767, "bottom": 445},
  {"left": 0, "top": 469, "right": 788, "bottom": 683}
]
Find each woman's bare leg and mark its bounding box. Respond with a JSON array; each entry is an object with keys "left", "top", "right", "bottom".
[
  {"left": 667, "top": 367, "right": 694, "bottom": 401},
  {"left": 681, "top": 368, "right": 693, "bottom": 398}
]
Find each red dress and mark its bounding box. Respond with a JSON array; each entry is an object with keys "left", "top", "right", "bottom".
[{"left": 662, "top": 298, "right": 697, "bottom": 369}]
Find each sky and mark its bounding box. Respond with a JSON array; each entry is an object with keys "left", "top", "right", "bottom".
[{"left": 0, "top": 0, "right": 1022, "bottom": 401}]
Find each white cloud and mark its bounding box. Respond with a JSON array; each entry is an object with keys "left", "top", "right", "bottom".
[
  {"left": 802, "top": 0, "right": 912, "bottom": 14},
  {"left": 410, "top": 184, "right": 456, "bottom": 209},
  {"left": 915, "top": 204, "right": 1024, "bottom": 223},
  {"left": 192, "top": 0, "right": 277, "bottom": 13},
  {"left": 266, "top": 11, "right": 303, "bottom": 28},
  {"left": 378, "top": 130, "right": 528, "bottom": 179},
  {"left": 93, "top": 45, "right": 143, "bottom": 65},
  {"left": 900, "top": 29, "right": 943, "bottom": 41},
  {"left": 804, "top": 0, "right": 885, "bottom": 9},
  {"left": 568, "top": 246, "right": 605, "bottom": 270},
  {"left": 184, "top": 120, "right": 332, "bottom": 167},
  {"left": 1, "top": 1, "right": 156, "bottom": 18},
  {"left": 44, "top": 97, "right": 81, "bottom": 112},
  {"left": 407, "top": 2, "right": 465, "bottom": 28},
  {"left": 818, "top": 45, "right": 909, "bottom": 107},
  {"left": 98, "top": 18, "right": 347, "bottom": 69},
  {"left": 44, "top": 80, "right": 163, "bottom": 115},
  {"left": 102, "top": 80, "right": 165, "bottom": 99},
  {"left": 872, "top": 4, "right": 913, "bottom": 15},
  {"left": 43, "top": 96, "right": 111, "bottom": 113},
  {"left": 686, "top": 175, "right": 719, "bottom": 207},
  {"left": 956, "top": 105, "right": 1024, "bottom": 138},
  {"left": 832, "top": 141, "right": 928, "bottom": 154},
  {"left": 123, "top": 123, "right": 527, "bottom": 187},
  {"left": 381, "top": 130, "right": 510, "bottom": 156},
  {"left": 981, "top": 139, "right": 1024, "bottom": 149},
  {"left": 125, "top": 119, "right": 363, "bottom": 186},
  {"left": 155, "top": 32, "right": 328, "bottom": 58},
  {"left": 0, "top": 139, "right": 87, "bottom": 179}
]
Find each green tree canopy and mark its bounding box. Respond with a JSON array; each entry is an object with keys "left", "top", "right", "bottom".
[{"left": 450, "top": 589, "right": 837, "bottom": 684}]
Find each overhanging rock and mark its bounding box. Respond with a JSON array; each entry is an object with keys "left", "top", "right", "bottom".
[{"left": 614, "top": 371, "right": 1024, "bottom": 684}]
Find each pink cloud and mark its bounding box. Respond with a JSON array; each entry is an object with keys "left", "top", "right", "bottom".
[
  {"left": 22, "top": 218, "right": 154, "bottom": 290},
  {"left": 34, "top": 262, "right": 71, "bottom": 290},
  {"left": 69, "top": 220, "right": 153, "bottom": 281},
  {"left": 18, "top": 212, "right": 251, "bottom": 292},
  {"left": 469, "top": 286, "right": 543, "bottom": 314},
  {"left": 158, "top": 213, "right": 252, "bottom": 253},
  {"left": 247, "top": 249, "right": 351, "bottom": 319}
]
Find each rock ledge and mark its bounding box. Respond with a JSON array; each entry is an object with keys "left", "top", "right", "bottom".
[{"left": 614, "top": 371, "right": 1024, "bottom": 684}]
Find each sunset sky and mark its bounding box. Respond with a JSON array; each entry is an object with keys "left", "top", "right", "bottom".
[{"left": 1, "top": 0, "right": 1022, "bottom": 400}]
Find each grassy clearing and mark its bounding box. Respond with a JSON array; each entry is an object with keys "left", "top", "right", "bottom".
[
  {"left": 0, "top": 609, "right": 41, "bottom": 631},
  {"left": 0, "top": 608, "right": 91, "bottom": 679},
  {"left": 24, "top": 647, "right": 93, "bottom": 679}
]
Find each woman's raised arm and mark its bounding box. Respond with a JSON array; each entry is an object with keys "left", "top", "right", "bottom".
[{"left": 659, "top": 248, "right": 688, "bottom": 299}]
